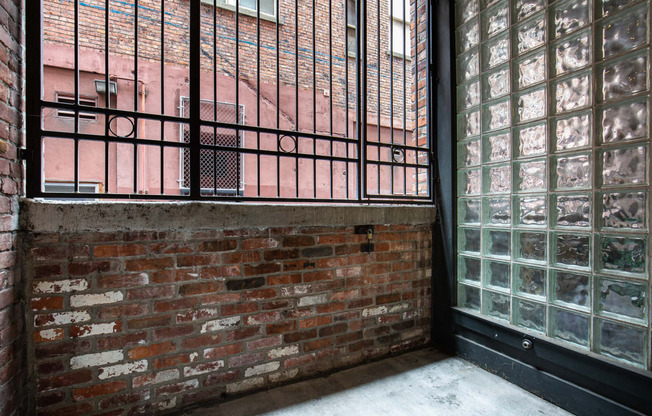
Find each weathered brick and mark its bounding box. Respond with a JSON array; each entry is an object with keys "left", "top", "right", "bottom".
[
  {"left": 94, "top": 244, "right": 146, "bottom": 258},
  {"left": 125, "top": 257, "right": 173, "bottom": 271},
  {"left": 70, "top": 322, "right": 122, "bottom": 338},
  {"left": 221, "top": 302, "right": 258, "bottom": 316},
  {"left": 225, "top": 277, "right": 265, "bottom": 291},
  {"left": 283, "top": 329, "right": 317, "bottom": 343},
  {"left": 98, "top": 390, "right": 150, "bottom": 409},
  {"left": 244, "top": 262, "right": 281, "bottom": 276},
  {"left": 179, "top": 281, "right": 221, "bottom": 296},
  {"left": 267, "top": 321, "right": 297, "bottom": 334},
  {"left": 198, "top": 240, "right": 237, "bottom": 252},
  {"left": 72, "top": 380, "right": 126, "bottom": 400},
  {"left": 37, "top": 369, "right": 93, "bottom": 391},
  {"left": 154, "top": 324, "right": 195, "bottom": 340},
  {"left": 128, "top": 341, "right": 176, "bottom": 360},
  {"left": 282, "top": 235, "right": 315, "bottom": 247},
  {"left": 154, "top": 353, "right": 197, "bottom": 369},
  {"left": 30, "top": 296, "right": 64, "bottom": 311},
  {"left": 283, "top": 353, "right": 316, "bottom": 368},
  {"left": 97, "top": 273, "right": 149, "bottom": 289},
  {"left": 203, "top": 343, "right": 243, "bottom": 359},
  {"left": 154, "top": 297, "right": 198, "bottom": 313},
  {"left": 126, "top": 285, "right": 175, "bottom": 300},
  {"left": 128, "top": 315, "right": 171, "bottom": 330}
]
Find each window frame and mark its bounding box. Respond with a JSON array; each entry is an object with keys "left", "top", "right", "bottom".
[
  {"left": 389, "top": 0, "right": 411, "bottom": 59},
  {"left": 202, "top": 0, "right": 278, "bottom": 22},
  {"left": 55, "top": 93, "right": 98, "bottom": 121}
]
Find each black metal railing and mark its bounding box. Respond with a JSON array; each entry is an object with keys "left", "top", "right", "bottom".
[{"left": 26, "top": 0, "right": 433, "bottom": 203}]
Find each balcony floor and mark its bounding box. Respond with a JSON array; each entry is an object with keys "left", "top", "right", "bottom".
[{"left": 182, "top": 348, "right": 572, "bottom": 416}]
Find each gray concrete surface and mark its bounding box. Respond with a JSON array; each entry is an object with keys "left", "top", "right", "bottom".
[
  {"left": 182, "top": 348, "right": 573, "bottom": 416},
  {"left": 20, "top": 200, "right": 435, "bottom": 232}
]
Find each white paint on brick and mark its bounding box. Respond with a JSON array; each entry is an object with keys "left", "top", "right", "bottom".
[
  {"left": 335, "top": 266, "right": 362, "bottom": 278},
  {"left": 389, "top": 302, "right": 411, "bottom": 313},
  {"left": 269, "top": 368, "right": 299, "bottom": 384},
  {"left": 38, "top": 329, "right": 62, "bottom": 341},
  {"left": 245, "top": 361, "right": 280, "bottom": 377},
  {"left": 70, "top": 291, "right": 124, "bottom": 308},
  {"left": 98, "top": 360, "right": 148, "bottom": 380},
  {"left": 33, "top": 279, "right": 88, "bottom": 294},
  {"left": 281, "top": 285, "right": 311, "bottom": 297},
  {"left": 133, "top": 369, "right": 180, "bottom": 388},
  {"left": 298, "top": 294, "right": 328, "bottom": 307},
  {"left": 183, "top": 360, "right": 225, "bottom": 377},
  {"left": 35, "top": 311, "right": 91, "bottom": 327},
  {"left": 200, "top": 316, "right": 240, "bottom": 333},
  {"left": 158, "top": 397, "right": 177, "bottom": 411},
  {"left": 74, "top": 322, "right": 120, "bottom": 337},
  {"left": 158, "top": 379, "right": 199, "bottom": 396},
  {"left": 226, "top": 377, "right": 264, "bottom": 394},
  {"left": 177, "top": 308, "right": 219, "bottom": 322},
  {"left": 362, "top": 306, "right": 388, "bottom": 317},
  {"left": 70, "top": 350, "right": 123, "bottom": 369},
  {"left": 402, "top": 328, "right": 424, "bottom": 340},
  {"left": 268, "top": 345, "right": 299, "bottom": 360},
  {"left": 190, "top": 352, "right": 199, "bottom": 362}
]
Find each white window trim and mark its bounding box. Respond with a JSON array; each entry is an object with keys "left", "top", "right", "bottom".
[
  {"left": 389, "top": 0, "right": 411, "bottom": 60},
  {"left": 200, "top": 0, "right": 279, "bottom": 23}
]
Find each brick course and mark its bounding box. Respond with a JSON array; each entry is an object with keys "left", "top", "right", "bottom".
[{"left": 25, "top": 223, "right": 431, "bottom": 415}]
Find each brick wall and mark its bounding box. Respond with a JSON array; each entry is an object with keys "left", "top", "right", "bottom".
[
  {"left": 0, "top": 0, "right": 25, "bottom": 414},
  {"left": 22, "top": 203, "right": 433, "bottom": 415}
]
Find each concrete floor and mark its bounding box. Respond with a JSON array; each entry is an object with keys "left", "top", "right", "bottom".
[{"left": 182, "top": 348, "right": 572, "bottom": 416}]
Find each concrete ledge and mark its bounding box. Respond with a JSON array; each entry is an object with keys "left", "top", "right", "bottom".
[{"left": 20, "top": 200, "right": 436, "bottom": 233}]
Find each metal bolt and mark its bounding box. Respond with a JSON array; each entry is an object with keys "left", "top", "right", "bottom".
[{"left": 522, "top": 339, "right": 533, "bottom": 350}]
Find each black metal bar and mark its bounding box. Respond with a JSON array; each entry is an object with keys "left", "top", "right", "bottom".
[
  {"left": 160, "top": 0, "right": 165, "bottom": 195},
  {"left": 25, "top": 0, "right": 43, "bottom": 198},
  {"left": 105, "top": 0, "right": 110, "bottom": 194},
  {"left": 357, "top": 0, "right": 367, "bottom": 200},
  {"left": 74, "top": 0, "right": 79, "bottom": 193},
  {"left": 377, "top": 0, "right": 381, "bottom": 196},
  {"left": 276, "top": 1, "right": 281, "bottom": 198},
  {"left": 295, "top": 0, "right": 299, "bottom": 198},
  {"left": 257, "top": 0, "right": 261, "bottom": 197},
  {"left": 329, "top": 0, "right": 333, "bottom": 199},
  {"left": 402, "top": 0, "right": 407, "bottom": 195},
  {"left": 189, "top": 0, "right": 201, "bottom": 198},
  {"left": 390, "top": 0, "right": 395, "bottom": 196},
  {"left": 214, "top": 1, "right": 218, "bottom": 196},
  {"left": 312, "top": 0, "right": 317, "bottom": 198},
  {"left": 236, "top": 0, "right": 241, "bottom": 198}
]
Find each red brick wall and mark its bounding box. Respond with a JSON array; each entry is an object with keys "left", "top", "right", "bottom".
[
  {"left": 25, "top": 218, "right": 432, "bottom": 415},
  {"left": 0, "top": 0, "right": 25, "bottom": 414}
]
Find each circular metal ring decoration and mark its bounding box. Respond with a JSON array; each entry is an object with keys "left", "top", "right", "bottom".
[
  {"left": 391, "top": 147, "right": 405, "bottom": 163},
  {"left": 278, "top": 134, "right": 298, "bottom": 153},
  {"left": 108, "top": 115, "right": 136, "bottom": 138}
]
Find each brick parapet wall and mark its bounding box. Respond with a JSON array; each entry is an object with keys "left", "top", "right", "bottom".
[
  {"left": 22, "top": 202, "right": 433, "bottom": 416},
  {"left": 0, "top": 0, "right": 25, "bottom": 414}
]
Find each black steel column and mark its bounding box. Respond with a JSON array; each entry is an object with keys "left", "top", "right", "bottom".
[{"left": 189, "top": 0, "right": 201, "bottom": 199}]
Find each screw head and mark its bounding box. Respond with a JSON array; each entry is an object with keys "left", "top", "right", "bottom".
[{"left": 522, "top": 339, "right": 533, "bottom": 350}]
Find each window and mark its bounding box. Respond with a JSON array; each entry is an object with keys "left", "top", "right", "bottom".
[
  {"left": 390, "top": 0, "right": 410, "bottom": 57},
  {"left": 214, "top": 0, "right": 276, "bottom": 18},
  {"left": 347, "top": 0, "right": 356, "bottom": 55},
  {"left": 55, "top": 93, "right": 97, "bottom": 121}
]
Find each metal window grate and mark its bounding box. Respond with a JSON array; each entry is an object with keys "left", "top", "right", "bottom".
[{"left": 25, "top": 0, "right": 433, "bottom": 204}]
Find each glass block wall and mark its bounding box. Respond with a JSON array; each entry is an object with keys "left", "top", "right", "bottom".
[{"left": 455, "top": 0, "right": 651, "bottom": 370}]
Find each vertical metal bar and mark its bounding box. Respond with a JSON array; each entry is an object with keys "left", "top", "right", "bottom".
[
  {"left": 26, "top": 0, "right": 43, "bottom": 197},
  {"left": 414, "top": 0, "right": 418, "bottom": 196},
  {"left": 276, "top": 4, "right": 281, "bottom": 198},
  {"left": 134, "top": 0, "right": 139, "bottom": 193},
  {"left": 105, "top": 0, "right": 110, "bottom": 194},
  {"left": 377, "top": 0, "right": 381, "bottom": 196},
  {"left": 257, "top": 0, "right": 261, "bottom": 197},
  {"left": 345, "top": 0, "right": 350, "bottom": 198},
  {"left": 313, "top": 0, "right": 316, "bottom": 198},
  {"left": 189, "top": 0, "right": 201, "bottom": 198},
  {"left": 402, "top": 0, "right": 407, "bottom": 195},
  {"left": 357, "top": 0, "right": 367, "bottom": 200},
  {"left": 295, "top": 0, "right": 299, "bottom": 198},
  {"left": 214, "top": 2, "right": 218, "bottom": 196},
  {"left": 161, "top": 0, "right": 166, "bottom": 195},
  {"left": 235, "top": 0, "right": 241, "bottom": 198},
  {"left": 329, "top": 0, "right": 333, "bottom": 199},
  {"left": 74, "top": 0, "right": 79, "bottom": 193},
  {"left": 390, "top": 0, "right": 395, "bottom": 196}
]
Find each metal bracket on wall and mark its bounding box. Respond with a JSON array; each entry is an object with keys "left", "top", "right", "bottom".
[{"left": 355, "top": 225, "right": 375, "bottom": 253}]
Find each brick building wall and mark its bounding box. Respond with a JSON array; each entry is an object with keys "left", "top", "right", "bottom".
[
  {"left": 22, "top": 203, "right": 433, "bottom": 415},
  {"left": 41, "top": 0, "right": 423, "bottom": 124}
]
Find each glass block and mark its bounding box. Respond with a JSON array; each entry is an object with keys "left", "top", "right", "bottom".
[
  {"left": 457, "top": 80, "right": 481, "bottom": 111},
  {"left": 457, "top": 109, "right": 481, "bottom": 140},
  {"left": 483, "top": 290, "right": 511, "bottom": 321},
  {"left": 596, "top": 276, "right": 647, "bottom": 323},
  {"left": 515, "top": 195, "right": 547, "bottom": 226},
  {"left": 483, "top": 228, "right": 511, "bottom": 258},
  {"left": 553, "top": 112, "right": 591, "bottom": 152},
  {"left": 594, "top": 319, "right": 648, "bottom": 368},
  {"left": 599, "top": 3, "right": 648, "bottom": 60},
  {"left": 483, "top": 163, "right": 511, "bottom": 194},
  {"left": 550, "top": 307, "right": 590, "bottom": 347},
  {"left": 599, "top": 96, "right": 648, "bottom": 144},
  {"left": 458, "top": 284, "right": 482, "bottom": 310},
  {"left": 513, "top": 264, "right": 547, "bottom": 298},
  {"left": 551, "top": 28, "right": 591, "bottom": 76},
  {"left": 599, "top": 51, "right": 648, "bottom": 102},
  {"left": 483, "top": 196, "right": 511, "bottom": 226},
  {"left": 459, "top": 197, "right": 482, "bottom": 225},
  {"left": 457, "top": 49, "right": 480, "bottom": 84},
  {"left": 482, "top": 32, "right": 510, "bottom": 70},
  {"left": 552, "top": 71, "right": 591, "bottom": 114},
  {"left": 515, "top": 86, "right": 547, "bottom": 123},
  {"left": 597, "top": 234, "right": 647, "bottom": 276},
  {"left": 600, "top": 191, "right": 647, "bottom": 230},
  {"left": 482, "top": 64, "right": 510, "bottom": 101},
  {"left": 483, "top": 130, "right": 511, "bottom": 163},
  {"left": 515, "top": 231, "right": 547, "bottom": 263},
  {"left": 552, "top": 232, "right": 590, "bottom": 268},
  {"left": 599, "top": 144, "right": 648, "bottom": 186},
  {"left": 513, "top": 11, "right": 546, "bottom": 55},
  {"left": 513, "top": 0, "right": 545, "bottom": 23},
  {"left": 514, "top": 49, "right": 546, "bottom": 90},
  {"left": 484, "top": 259, "right": 511, "bottom": 290},
  {"left": 552, "top": 193, "right": 591, "bottom": 228},
  {"left": 515, "top": 159, "right": 547, "bottom": 192},
  {"left": 550, "top": 270, "right": 590, "bottom": 309},
  {"left": 515, "top": 122, "right": 547, "bottom": 157},
  {"left": 458, "top": 138, "right": 482, "bottom": 168},
  {"left": 482, "top": 98, "right": 511, "bottom": 132},
  {"left": 456, "top": 17, "right": 480, "bottom": 54},
  {"left": 456, "top": 0, "right": 479, "bottom": 26},
  {"left": 513, "top": 298, "right": 546, "bottom": 332},
  {"left": 459, "top": 168, "right": 482, "bottom": 196},
  {"left": 459, "top": 255, "right": 482, "bottom": 283},
  {"left": 552, "top": 153, "right": 591, "bottom": 190},
  {"left": 551, "top": 0, "right": 590, "bottom": 40},
  {"left": 600, "top": 0, "right": 638, "bottom": 16},
  {"left": 459, "top": 227, "right": 482, "bottom": 254},
  {"left": 481, "top": 0, "right": 509, "bottom": 40}
]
